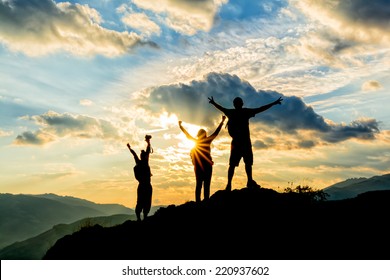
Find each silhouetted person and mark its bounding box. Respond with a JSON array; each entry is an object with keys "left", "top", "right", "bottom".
[
  {"left": 208, "top": 96, "right": 283, "bottom": 191},
  {"left": 179, "top": 116, "right": 226, "bottom": 202},
  {"left": 127, "top": 135, "right": 153, "bottom": 221}
]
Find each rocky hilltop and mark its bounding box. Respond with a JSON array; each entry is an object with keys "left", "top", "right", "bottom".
[{"left": 44, "top": 187, "right": 390, "bottom": 260}]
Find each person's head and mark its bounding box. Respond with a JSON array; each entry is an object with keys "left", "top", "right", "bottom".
[
  {"left": 140, "top": 150, "right": 147, "bottom": 161},
  {"left": 233, "top": 97, "right": 243, "bottom": 109},
  {"left": 197, "top": 129, "right": 207, "bottom": 139}
]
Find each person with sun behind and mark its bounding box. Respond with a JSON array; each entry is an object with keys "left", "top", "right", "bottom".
[{"left": 179, "top": 116, "right": 226, "bottom": 203}]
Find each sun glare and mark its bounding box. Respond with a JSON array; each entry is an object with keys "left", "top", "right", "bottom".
[
  {"left": 159, "top": 112, "right": 179, "bottom": 129},
  {"left": 177, "top": 122, "right": 202, "bottom": 150},
  {"left": 157, "top": 113, "right": 199, "bottom": 149},
  {"left": 178, "top": 133, "right": 196, "bottom": 149}
]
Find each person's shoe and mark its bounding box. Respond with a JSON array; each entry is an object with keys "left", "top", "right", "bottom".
[{"left": 247, "top": 180, "right": 261, "bottom": 189}]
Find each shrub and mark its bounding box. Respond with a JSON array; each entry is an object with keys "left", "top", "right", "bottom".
[{"left": 284, "top": 185, "right": 329, "bottom": 202}]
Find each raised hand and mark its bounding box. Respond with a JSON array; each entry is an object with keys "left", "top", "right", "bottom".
[
  {"left": 274, "top": 97, "right": 283, "bottom": 105},
  {"left": 208, "top": 96, "right": 215, "bottom": 104},
  {"left": 178, "top": 121, "right": 182, "bottom": 126},
  {"left": 222, "top": 115, "right": 226, "bottom": 122}
]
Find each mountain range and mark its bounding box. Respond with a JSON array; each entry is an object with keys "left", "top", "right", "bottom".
[
  {"left": 323, "top": 173, "right": 390, "bottom": 200},
  {"left": 0, "top": 193, "right": 135, "bottom": 249}
]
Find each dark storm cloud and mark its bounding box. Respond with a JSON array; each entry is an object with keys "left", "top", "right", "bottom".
[
  {"left": 322, "top": 119, "right": 380, "bottom": 143},
  {"left": 338, "top": 0, "right": 390, "bottom": 28},
  {"left": 146, "top": 72, "right": 380, "bottom": 145},
  {"left": 148, "top": 72, "right": 258, "bottom": 126}
]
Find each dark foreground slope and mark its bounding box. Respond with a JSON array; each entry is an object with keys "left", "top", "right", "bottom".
[
  {"left": 44, "top": 187, "right": 390, "bottom": 260},
  {"left": 0, "top": 214, "right": 135, "bottom": 260}
]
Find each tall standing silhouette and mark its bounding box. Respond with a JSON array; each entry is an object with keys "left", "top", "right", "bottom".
[
  {"left": 127, "top": 135, "right": 153, "bottom": 221},
  {"left": 208, "top": 96, "right": 282, "bottom": 191},
  {"left": 179, "top": 116, "right": 226, "bottom": 202}
]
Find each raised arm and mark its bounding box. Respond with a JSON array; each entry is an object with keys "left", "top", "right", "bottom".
[
  {"left": 127, "top": 143, "right": 140, "bottom": 163},
  {"left": 253, "top": 96, "right": 283, "bottom": 115},
  {"left": 209, "top": 115, "right": 226, "bottom": 140},
  {"left": 178, "top": 121, "right": 196, "bottom": 141},
  {"left": 145, "top": 139, "right": 151, "bottom": 157},
  {"left": 208, "top": 96, "right": 228, "bottom": 114}
]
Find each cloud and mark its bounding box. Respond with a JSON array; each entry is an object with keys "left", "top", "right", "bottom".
[
  {"left": 335, "top": 0, "right": 390, "bottom": 29},
  {"left": 141, "top": 72, "right": 381, "bottom": 146},
  {"left": 14, "top": 130, "right": 54, "bottom": 145},
  {"left": 30, "top": 172, "right": 76, "bottom": 180},
  {"left": 285, "top": 0, "right": 390, "bottom": 71},
  {"left": 253, "top": 140, "right": 268, "bottom": 149},
  {"left": 289, "top": 30, "right": 362, "bottom": 68},
  {"left": 292, "top": 0, "right": 390, "bottom": 45},
  {"left": 117, "top": 5, "right": 161, "bottom": 36},
  {"left": 0, "top": 129, "right": 13, "bottom": 137},
  {"left": 322, "top": 118, "right": 380, "bottom": 143},
  {"left": 132, "top": 0, "right": 228, "bottom": 35},
  {"left": 121, "top": 12, "right": 161, "bottom": 36},
  {"left": 13, "top": 111, "right": 130, "bottom": 146},
  {"left": 297, "top": 139, "right": 316, "bottom": 149},
  {"left": 362, "top": 80, "right": 383, "bottom": 91},
  {"left": 0, "top": 0, "right": 157, "bottom": 57},
  {"left": 80, "top": 99, "right": 94, "bottom": 106}
]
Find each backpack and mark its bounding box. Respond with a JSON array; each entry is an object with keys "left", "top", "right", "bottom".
[
  {"left": 226, "top": 119, "right": 239, "bottom": 138},
  {"left": 133, "top": 164, "right": 142, "bottom": 181}
]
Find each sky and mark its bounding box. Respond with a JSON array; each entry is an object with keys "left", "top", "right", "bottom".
[{"left": 1, "top": 0, "right": 389, "bottom": 208}]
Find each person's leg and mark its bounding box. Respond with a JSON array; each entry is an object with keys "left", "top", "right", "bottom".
[
  {"left": 243, "top": 146, "right": 260, "bottom": 188},
  {"left": 227, "top": 141, "right": 240, "bottom": 191},
  {"left": 226, "top": 165, "right": 235, "bottom": 191},
  {"left": 135, "top": 204, "right": 142, "bottom": 221},
  {"left": 195, "top": 167, "right": 203, "bottom": 202},
  {"left": 195, "top": 180, "right": 202, "bottom": 202},
  {"left": 135, "top": 185, "right": 142, "bottom": 221},
  {"left": 245, "top": 163, "right": 253, "bottom": 184},
  {"left": 143, "top": 185, "right": 152, "bottom": 220},
  {"left": 245, "top": 164, "right": 260, "bottom": 187},
  {"left": 203, "top": 165, "right": 212, "bottom": 200}
]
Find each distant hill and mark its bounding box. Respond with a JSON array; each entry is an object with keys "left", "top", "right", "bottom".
[
  {"left": 33, "top": 193, "right": 134, "bottom": 216},
  {"left": 0, "top": 214, "right": 135, "bottom": 260},
  {"left": 323, "top": 173, "right": 390, "bottom": 200},
  {"left": 0, "top": 193, "right": 135, "bottom": 249},
  {"left": 44, "top": 187, "right": 390, "bottom": 260}
]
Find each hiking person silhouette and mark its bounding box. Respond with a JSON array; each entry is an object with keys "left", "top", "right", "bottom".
[
  {"left": 208, "top": 96, "right": 283, "bottom": 191},
  {"left": 127, "top": 135, "right": 153, "bottom": 221},
  {"left": 179, "top": 115, "right": 226, "bottom": 202}
]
